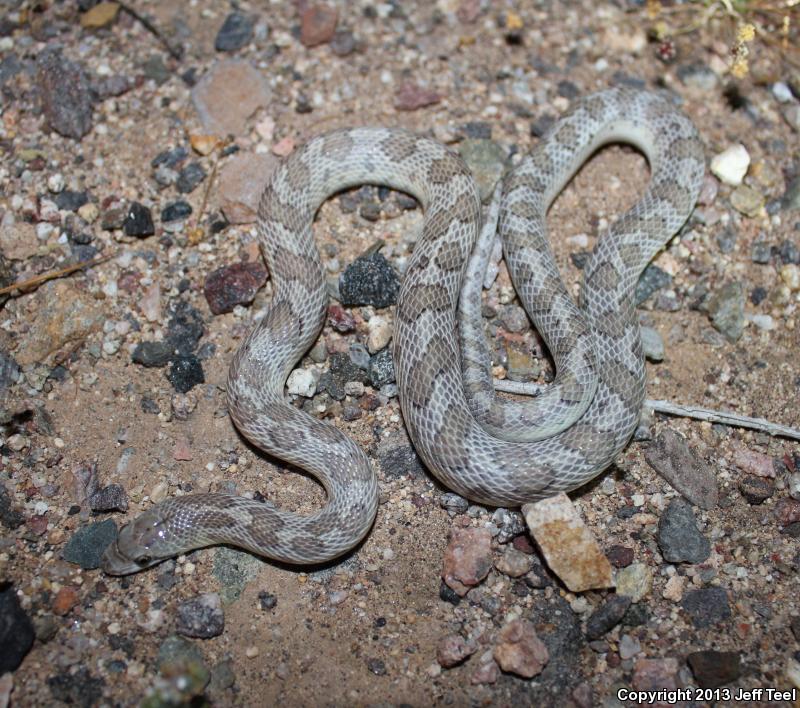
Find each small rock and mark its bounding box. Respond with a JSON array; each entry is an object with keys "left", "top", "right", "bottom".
[
  {"left": 632, "top": 657, "right": 679, "bottom": 691},
  {"left": 493, "top": 619, "right": 549, "bottom": 678},
  {"left": 619, "top": 634, "right": 641, "bottom": 660},
  {"left": 176, "top": 162, "right": 206, "bottom": 194},
  {"left": 437, "top": 635, "right": 477, "bottom": 668},
  {"left": 788, "top": 472, "right": 800, "bottom": 501},
  {"left": 458, "top": 140, "right": 506, "bottom": 202},
  {"left": 522, "top": 494, "right": 614, "bottom": 592},
  {"left": 606, "top": 545, "right": 634, "bottom": 568},
  {"left": 339, "top": 252, "right": 400, "bottom": 308},
  {"left": 710, "top": 144, "right": 750, "bottom": 186},
  {"left": 751, "top": 239, "right": 772, "bottom": 264},
  {"left": 662, "top": 574, "right": 686, "bottom": 602},
  {"left": 123, "top": 202, "right": 155, "bottom": 238},
  {"left": 687, "top": 650, "right": 741, "bottom": 688},
  {"left": 470, "top": 655, "right": 500, "bottom": 685},
  {"left": 327, "top": 304, "right": 356, "bottom": 333},
  {"left": 615, "top": 563, "right": 653, "bottom": 603},
  {"left": 366, "top": 315, "right": 391, "bottom": 353},
  {"left": 0, "top": 585, "right": 35, "bottom": 673},
  {"left": 214, "top": 12, "right": 254, "bottom": 52},
  {"left": 730, "top": 184, "right": 764, "bottom": 217},
  {"left": 441, "top": 527, "right": 493, "bottom": 596},
  {"left": 394, "top": 82, "right": 442, "bottom": 111},
  {"left": 52, "top": 586, "right": 79, "bottom": 616},
  {"left": 732, "top": 446, "right": 776, "bottom": 478},
  {"left": 161, "top": 201, "right": 193, "bottom": 223},
  {"left": 258, "top": 591, "right": 277, "bottom": 611},
  {"left": 55, "top": 190, "right": 89, "bottom": 212},
  {"left": 132, "top": 341, "right": 173, "bottom": 368},
  {"left": 707, "top": 281, "right": 745, "bottom": 342},
  {"left": 682, "top": 587, "right": 731, "bottom": 628},
  {"left": 167, "top": 356, "right": 205, "bottom": 393},
  {"left": 495, "top": 547, "right": 533, "bottom": 578},
  {"left": 657, "top": 499, "right": 710, "bottom": 564},
  {"left": 440, "top": 492, "right": 469, "bottom": 515},
  {"left": 738, "top": 475, "right": 775, "bottom": 504},
  {"left": 775, "top": 498, "right": 800, "bottom": 526},
  {"left": 80, "top": 1, "right": 120, "bottom": 28},
  {"left": 37, "top": 48, "right": 93, "bottom": 139},
  {"left": 62, "top": 519, "right": 117, "bottom": 569},
  {"left": 300, "top": 4, "right": 338, "bottom": 47},
  {"left": 203, "top": 261, "right": 268, "bottom": 314},
  {"left": 585, "top": 595, "right": 631, "bottom": 640},
  {"left": 218, "top": 153, "right": 278, "bottom": 224},
  {"left": 366, "top": 658, "right": 386, "bottom": 676},
  {"left": 192, "top": 60, "right": 272, "bottom": 136},
  {"left": 367, "top": 348, "right": 395, "bottom": 388},
  {"left": 177, "top": 592, "right": 225, "bottom": 639},
  {"left": 640, "top": 326, "right": 664, "bottom": 362},
  {"left": 88, "top": 484, "right": 129, "bottom": 512},
  {"left": 287, "top": 368, "right": 318, "bottom": 397},
  {"left": 644, "top": 429, "right": 719, "bottom": 509},
  {"left": 330, "top": 30, "right": 356, "bottom": 57},
  {"left": 635, "top": 264, "right": 672, "bottom": 305}
]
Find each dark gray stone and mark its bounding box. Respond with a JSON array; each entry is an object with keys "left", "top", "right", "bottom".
[
  {"left": 62, "top": 519, "right": 118, "bottom": 569},
  {"left": 681, "top": 587, "right": 731, "bottom": 628},
  {"left": 176, "top": 592, "right": 225, "bottom": 639},
  {"left": 657, "top": 499, "right": 711, "bottom": 563},
  {"left": 585, "top": 595, "right": 631, "bottom": 640},
  {"left": 0, "top": 584, "right": 35, "bottom": 673},
  {"left": 37, "top": 48, "right": 93, "bottom": 139},
  {"left": 123, "top": 202, "right": 155, "bottom": 238},
  {"left": 215, "top": 12, "right": 254, "bottom": 52},
  {"left": 338, "top": 252, "right": 400, "bottom": 308}
]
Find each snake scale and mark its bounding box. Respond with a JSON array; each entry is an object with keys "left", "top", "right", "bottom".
[{"left": 102, "top": 88, "right": 704, "bottom": 575}]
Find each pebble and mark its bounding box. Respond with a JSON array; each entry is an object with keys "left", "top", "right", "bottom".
[
  {"left": 656, "top": 499, "right": 710, "bottom": 564},
  {"left": 632, "top": 657, "right": 679, "bottom": 692},
  {"left": 495, "top": 547, "right": 533, "bottom": 578},
  {"left": 440, "top": 492, "right": 469, "bottom": 515},
  {"left": 62, "top": 518, "right": 117, "bottom": 569},
  {"left": 52, "top": 586, "right": 80, "bottom": 616},
  {"left": 218, "top": 153, "right": 278, "bottom": 224},
  {"left": 300, "top": 4, "right": 338, "bottom": 47},
  {"left": 366, "top": 658, "right": 386, "bottom": 675},
  {"left": 470, "top": 654, "right": 500, "bottom": 685},
  {"left": 177, "top": 592, "right": 225, "bottom": 639},
  {"left": 788, "top": 472, "right": 800, "bottom": 501},
  {"left": 167, "top": 356, "right": 205, "bottom": 393},
  {"left": 498, "top": 304, "right": 528, "bottom": 333},
  {"left": 615, "top": 563, "right": 653, "bottom": 603},
  {"left": 176, "top": 162, "right": 206, "bottom": 194},
  {"left": 215, "top": 12, "right": 254, "bottom": 52},
  {"left": 286, "top": 368, "right": 319, "bottom": 397},
  {"left": 441, "top": 527, "right": 493, "bottom": 596},
  {"left": 732, "top": 446, "right": 775, "bottom": 478},
  {"left": 80, "top": 1, "right": 121, "bottom": 28},
  {"left": 686, "top": 650, "right": 741, "bottom": 688},
  {"left": 618, "top": 634, "right": 641, "bottom": 660},
  {"left": 492, "top": 619, "right": 549, "bottom": 678},
  {"left": 394, "top": 82, "right": 442, "bottom": 111},
  {"left": 606, "top": 545, "right": 634, "bottom": 568},
  {"left": 161, "top": 201, "right": 193, "bottom": 223},
  {"left": 203, "top": 261, "right": 268, "bottom": 314},
  {"left": 56, "top": 190, "right": 89, "bottom": 212},
  {"left": 366, "top": 315, "right": 392, "bottom": 353},
  {"left": 710, "top": 144, "right": 750, "bottom": 186},
  {"left": 37, "top": 48, "right": 93, "bottom": 139},
  {"left": 775, "top": 498, "right": 800, "bottom": 526},
  {"left": 338, "top": 252, "right": 400, "bottom": 308},
  {"left": 782, "top": 263, "right": 800, "bottom": 291},
  {"left": 585, "top": 595, "right": 631, "bottom": 639},
  {"left": 132, "top": 341, "right": 173, "bottom": 368},
  {"left": 458, "top": 140, "right": 507, "bottom": 201},
  {"left": 0, "top": 485, "right": 24, "bottom": 529},
  {"left": 46, "top": 667, "right": 106, "bottom": 706},
  {"left": 635, "top": 264, "right": 672, "bottom": 305},
  {"left": 677, "top": 63, "right": 719, "bottom": 91},
  {"left": 681, "top": 587, "right": 731, "bottom": 628},
  {"left": 730, "top": 184, "right": 764, "bottom": 217},
  {"left": 436, "top": 634, "right": 477, "bottom": 668},
  {"left": 15, "top": 279, "right": 104, "bottom": 366},
  {"left": 738, "top": 475, "right": 775, "bottom": 504},
  {"left": 522, "top": 494, "right": 613, "bottom": 592},
  {"left": 367, "top": 348, "right": 395, "bottom": 388},
  {"left": 88, "top": 484, "right": 129, "bottom": 512},
  {"left": 491, "top": 508, "right": 526, "bottom": 543},
  {"left": 707, "top": 281, "right": 745, "bottom": 342},
  {"left": 640, "top": 326, "right": 664, "bottom": 362},
  {"left": 258, "top": 591, "right": 277, "bottom": 611},
  {"left": 327, "top": 304, "right": 356, "bottom": 333},
  {"left": 0, "top": 585, "right": 35, "bottom": 673},
  {"left": 330, "top": 29, "right": 356, "bottom": 57},
  {"left": 123, "top": 202, "right": 155, "bottom": 238},
  {"left": 192, "top": 60, "right": 272, "bottom": 136},
  {"left": 213, "top": 547, "right": 265, "bottom": 605}
]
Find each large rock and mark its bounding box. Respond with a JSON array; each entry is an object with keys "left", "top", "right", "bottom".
[{"left": 218, "top": 152, "right": 278, "bottom": 224}]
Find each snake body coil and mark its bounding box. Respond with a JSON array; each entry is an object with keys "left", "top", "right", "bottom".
[{"left": 102, "top": 88, "right": 704, "bottom": 575}]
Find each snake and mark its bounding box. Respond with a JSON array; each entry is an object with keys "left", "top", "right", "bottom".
[{"left": 101, "top": 88, "right": 704, "bottom": 575}]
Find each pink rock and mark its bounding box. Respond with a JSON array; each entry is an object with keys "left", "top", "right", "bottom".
[
  {"left": 140, "top": 283, "right": 161, "bottom": 323},
  {"left": 218, "top": 152, "right": 278, "bottom": 224},
  {"left": 191, "top": 60, "right": 272, "bottom": 136},
  {"left": 442, "top": 527, "right": 492, "bottom": 596},
  {"left": 632, "top": 657, "right": 679, "bottom": 691},
  {"left": 272, "top": 137, "right": 295, "bottom": 157},
  {"left": 203, "top": 261, "right": 268, "bottom": 315},
  {"left": 173, "top": 438, "right": 193, "bottom": 461},
  {"left": 493, "top": 619, "right": 549, "bottom": 678},
  {"left": 394, "top": 82, "right": 442, "bottom": 111},
  {"left": 470, "top": 657, "right": 499, "bottom": 685},
  {"left": 775, "top": 498, "right": 800, "bottom": 525},
  {"left": 27, "top": 514, "right": 48, "bottom": 536},
  {"left": 436, "top": 634, "right": 477, "bottom": 668},
  {"left": 457, "top": 0, "right": 482, "bottom": 23},
  {"left": 732, "top": 445, "right": 775, "bottom": 478},
  {"left": 327, "top": 304, "right": 357, "bottom": 333},
  {"left": 300, "top": 4, "right": 338, "bottom": 47}
]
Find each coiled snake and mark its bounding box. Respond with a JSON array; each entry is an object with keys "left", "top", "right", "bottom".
[{"left": 102, "top": 88, "right": 704, "bottom": 575}]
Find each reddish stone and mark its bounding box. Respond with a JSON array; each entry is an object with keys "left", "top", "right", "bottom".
[
  {"left": 442, "top": 527, "right": 492, "bottom": 596},
  {"left": 203, "top": 261, "right": 268, "bottom": 315},
  {"left": 511, "top": 535, "right": 535, "bottom": 554},
  {"left": 436, "top": 634, "right": 477, "bottom": 668},
  {"left": 632, "top": 657, "right": 679, "bottom": 691},
  {"left": 300, "top": 4, "right": 338, "bottom": 47},
  {"left": 53, "top": 586, "right": 79, "bottom": 616},
  {"left": 775, "top": 498, "right": 800, "bottom": 525},
  {"left": 26, "top": 514, "right": 48, "bottom": 536},
  {"left": 327, "top": 304, "right": 356, "bottom": 333},
  {"left": 394, "top": 82, "right": 442, "bottom": 111},
  {"left": 493, "top": 619, "right": 549, "bottom": 678},
  {"left": 606, "top": 544, "right": 635, "bottom": 568}
]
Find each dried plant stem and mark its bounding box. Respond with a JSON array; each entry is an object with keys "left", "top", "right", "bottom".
[{"left": 0, "top": 254, "right": 112, "bottom": 297}]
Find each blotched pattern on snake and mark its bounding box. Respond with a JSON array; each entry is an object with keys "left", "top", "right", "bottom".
[{"left": 102, "top": 88, "right": 704, "bottom": 575}]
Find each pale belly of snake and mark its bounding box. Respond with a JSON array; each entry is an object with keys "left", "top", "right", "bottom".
[{"left": 101, "top": 87, "right": 704, "bottom": 575}]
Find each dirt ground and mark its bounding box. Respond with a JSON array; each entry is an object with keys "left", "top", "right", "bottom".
[{"left": 1, "top": 1, "right": 799, "bottom": 706}]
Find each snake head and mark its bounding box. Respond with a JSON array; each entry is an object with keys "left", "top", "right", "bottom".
[{"left": 101, "top": 507, "right": 172, "bottom": 575}]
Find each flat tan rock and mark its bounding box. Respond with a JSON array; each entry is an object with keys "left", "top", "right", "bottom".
[
  {"left": 0, "top": 222, "right": 39, "bottom": 261},
  {"left": 217, "top": 152, "right": 279, "bottom": 224},
  {"left": 522, "top": 493, "right": 614, "bottom": 592}
]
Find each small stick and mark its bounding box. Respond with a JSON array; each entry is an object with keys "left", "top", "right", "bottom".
[
  {"left": 117, "top": 1, "right": 183, "bottom": 60},
  {"left": 0, "top": 254, "right": 113, "bottom": 297},
  {"left": 646, "top": 399, "right": 800, "bottom": 440}
]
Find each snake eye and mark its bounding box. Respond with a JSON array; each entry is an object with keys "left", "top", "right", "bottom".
[{"left": 135, "top": 555, "right": 152, "bottom": 565}]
